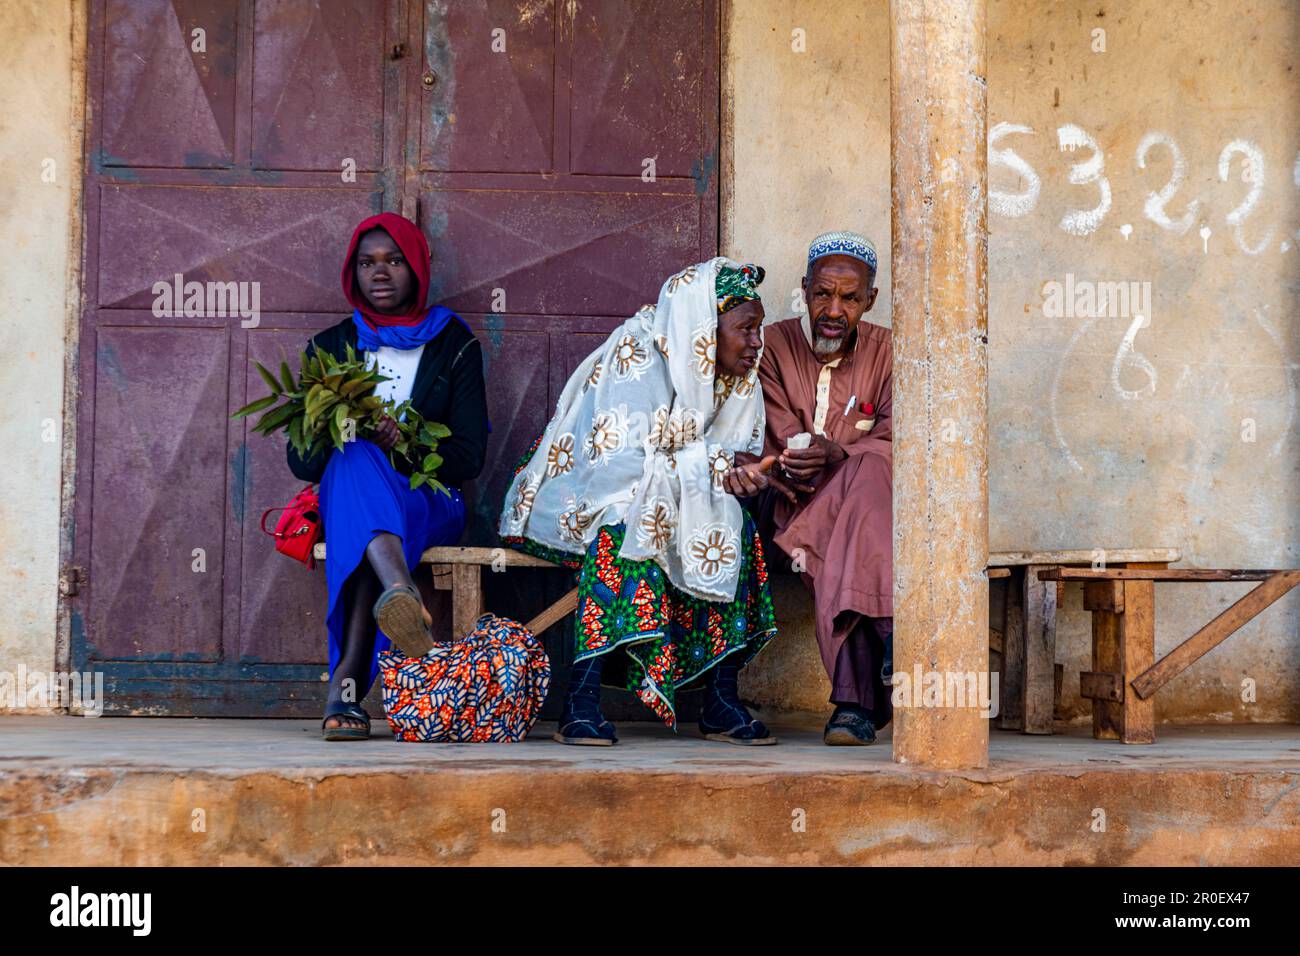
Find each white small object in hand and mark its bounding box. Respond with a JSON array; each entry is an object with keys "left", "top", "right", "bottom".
[{"left": 786, "top": 432, "right": 812, "bottom": 450}]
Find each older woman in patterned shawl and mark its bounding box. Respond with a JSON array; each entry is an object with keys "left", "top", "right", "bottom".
[{"left": 499, "top": 257, "right": 798, "bottom": 745}]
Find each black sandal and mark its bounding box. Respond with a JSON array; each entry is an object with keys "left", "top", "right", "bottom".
[
  {"left": 823, "top": 705, "right": 877, "bottom": 746},
  {"left": 322, "top": 702, "right": 371, "bottom": 741},
  {"left": 373, "top": 584, "right": 435, "bottom": 658}
]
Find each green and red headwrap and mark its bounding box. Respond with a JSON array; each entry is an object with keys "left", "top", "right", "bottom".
[{"left": 715, "top": 263, "right": 765, "bottom": 315}]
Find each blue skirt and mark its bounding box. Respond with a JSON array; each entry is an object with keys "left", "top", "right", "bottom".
[{"left": 318, "top": 439, "right": 466, "bottom": 691}]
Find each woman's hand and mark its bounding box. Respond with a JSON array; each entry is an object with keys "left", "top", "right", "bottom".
[
  {"left": 371, "top": 414, "right": 401, "bottom": 451},
  {"left": 723, "top": 454, "right": 803, "bottom": 503}
]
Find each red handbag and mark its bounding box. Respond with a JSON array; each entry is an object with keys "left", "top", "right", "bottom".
[{"left": 261, "top": 485, "right": 322, "bottom": 569}]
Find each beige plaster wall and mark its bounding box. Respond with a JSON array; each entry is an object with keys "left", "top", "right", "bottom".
[
  {"left": 731, "top": 0, "right": 1300, "bottom": 723},
  {"left": 0, "top": 1, "right": 82, "bottom": 714}
]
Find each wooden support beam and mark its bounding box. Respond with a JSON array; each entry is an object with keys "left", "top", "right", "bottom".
[
  {"left": 998, "top": 567, "right": 1025, "bottom": 731},
  {"left": 1132, "top": 570, "right": 1300, "bottom": 700},
  {"left": 524, "top": 587, "right": 580, "bottom": 637},
  {"left": 1022, "top": 563, "right": 1057, "bottom": 734},
  {"left": 1083, "top": 580, "right": 1124, "bottom": 613},
  {"left": 1090, "top": 607, "right": 1123, "bottom": 740},
  {"left": 1079, "top": 671, "right": 1122, "bottom": 702},
  {"left": 1118, "top": 578, "right": 1156, "bottom": 743},
  {"left": 890, "top": 0, "right": 989, "bottom": 770}
]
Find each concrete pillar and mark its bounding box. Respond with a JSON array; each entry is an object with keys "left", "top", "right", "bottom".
[{"left": 889, "top": 0, "right": 990, "bottom": 769}]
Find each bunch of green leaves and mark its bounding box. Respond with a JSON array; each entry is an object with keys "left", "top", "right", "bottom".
[{"left": 232, "top": 343, "right": 452, "bottom": 495}]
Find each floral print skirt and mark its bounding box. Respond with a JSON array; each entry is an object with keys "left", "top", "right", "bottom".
[{"left": 570, "top": 518, "right": 775, "bottom": 728}]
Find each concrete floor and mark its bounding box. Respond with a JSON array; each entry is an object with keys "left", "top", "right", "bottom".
[
  {"left": 3, "top": 715, "right": 1300, "bottom": 773},
  {"left": 3, "top": 716, "right": 1299, "bottom": 865}
]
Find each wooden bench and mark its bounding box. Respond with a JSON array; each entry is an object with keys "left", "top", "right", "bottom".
[
  {"left": 988, "top": 549, "right": 1180, "bottom": 735},
  {"left": 1035, "top": 567, "right": 1300, "bottom": 743},
  {"left": 312, "top": 543, "right": 576, "bottom": 638}
]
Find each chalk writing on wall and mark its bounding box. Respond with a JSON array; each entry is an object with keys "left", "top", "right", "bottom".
[
  {"left": 992, "top": 122, "right": 1298, "bottom": 471},
  {"left": 990, "top": 123, "right": 1295, "bottom": 256}
]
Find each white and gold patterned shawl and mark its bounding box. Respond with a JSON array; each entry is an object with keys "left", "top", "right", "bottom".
[{"left": 498, "top": 257, "right": 766, "bottom": 603}]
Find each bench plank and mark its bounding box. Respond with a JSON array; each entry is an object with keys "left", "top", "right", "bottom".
[
  {"left": 422, "top": 546, "right": 562, "bottom": 568},
  {"left": 990, "top": 548, "right": 1179, "bottom": 567},
  {"left": 310, "top": 543, "right": 564, "bottom": 569}
]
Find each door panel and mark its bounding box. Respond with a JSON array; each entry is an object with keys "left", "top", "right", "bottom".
[
  {"left": 424, "top": 188, "right": 703, "bottom": 316},
  {"left": 96, "top": 185, "right": 382, "bottom": 311},
  {"left": 101, "top": 0, "right": 238, "bottom": 168},
  {"left": 252, "top": 0, "right": 390, "bottom": 171},
  {"left": 88, "top": 326, "right": 229, "bottom": 662},
  {"left": 569, "top": 1, "right": 712, "bottom": 177},
  {"left": 418, "top": 0, "right": 556, "bottom": 173}
]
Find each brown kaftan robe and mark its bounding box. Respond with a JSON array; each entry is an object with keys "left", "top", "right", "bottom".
[{"left": 757, "top": 316, "right": 893, "bottom": 716}]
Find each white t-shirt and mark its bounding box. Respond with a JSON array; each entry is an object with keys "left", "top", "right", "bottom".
[{"left": 365, "top": 344, "right": 425, "bottom": 410}]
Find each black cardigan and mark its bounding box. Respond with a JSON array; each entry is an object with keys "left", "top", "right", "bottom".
[{"left": 286, "top": 316, "right": 489, "bottom": 487}]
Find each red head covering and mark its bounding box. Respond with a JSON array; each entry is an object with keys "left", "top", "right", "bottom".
[{"left": 341, "top": 212, "right": 432, "bottom": 329}]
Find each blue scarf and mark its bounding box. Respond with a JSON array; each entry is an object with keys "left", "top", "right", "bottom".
[
  {"left": 352, "top": 305, "right": 463, "bottom": 352},
  {"left": 350, "top": 305, "right": 492, "bottom": 434}
]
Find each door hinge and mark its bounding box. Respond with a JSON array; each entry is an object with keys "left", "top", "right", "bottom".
[{"left": 59, "top": 565, "right": 85, "bottom": 597}]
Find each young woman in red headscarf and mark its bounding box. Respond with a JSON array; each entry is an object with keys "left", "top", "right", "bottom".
[{"left": 288, "top": 212, "right": 489, "bottom": 740}]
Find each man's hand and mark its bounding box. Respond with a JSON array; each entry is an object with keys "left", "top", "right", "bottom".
[
  {"left": 723, "top": 455, "right": 810, "bottom": 503},
  {"left": 371, "top": 414, "right": 401, "bottom": 451},
  {"left": 778, "top": 434, "right": 846, "bottom": 484}
]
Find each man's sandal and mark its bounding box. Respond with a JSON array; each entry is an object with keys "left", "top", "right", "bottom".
[
  {"left": 373, "top": 584, "right": 435, "bottom": 658},
  {"left": 322, "top": 702, "right": 371, "bottom": 741},
  {"left": 823, "top": 706, "right": 877, "bottom": 746}
]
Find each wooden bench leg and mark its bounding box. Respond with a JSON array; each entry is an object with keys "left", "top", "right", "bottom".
[
  {"left": 1022, "top": 563, "right": 1058, "bottom": 734},
  {"left": 998, "top": 567, "right": 1025, "bottom": 731},
  {"left": 1119, "top": 578, "right": 1156, "bottom": 743},
  {"left": 450, "top": 564, "right": 484, "bottom": 639},
  {"left": 1080, "top": 573, "right": 1155, "bottom": 743}
]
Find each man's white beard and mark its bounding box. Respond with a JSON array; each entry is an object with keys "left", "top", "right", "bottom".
[{"left": 813, "top": 333, "right": 842, "bottom": 358}]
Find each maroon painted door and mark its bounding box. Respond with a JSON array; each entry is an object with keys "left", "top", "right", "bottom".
[{"left": 73, "top": 0, "right": 719, "bottom": 716}]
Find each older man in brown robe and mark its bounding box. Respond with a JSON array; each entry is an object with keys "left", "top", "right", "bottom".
[{"left": 757, "top": 231, "right": 892, "bottom": 745}]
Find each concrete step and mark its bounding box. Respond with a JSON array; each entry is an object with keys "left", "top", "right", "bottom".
[{"left": 2, "top": 717, "right": 1299, "bottom": 865}]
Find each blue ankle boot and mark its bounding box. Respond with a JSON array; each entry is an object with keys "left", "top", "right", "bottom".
[
  {"left": 553, "top": 655, "right": 617, "bottom": 746},
  {"left": 698, "top": 662, "right": 776, "bottom": 745}
]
